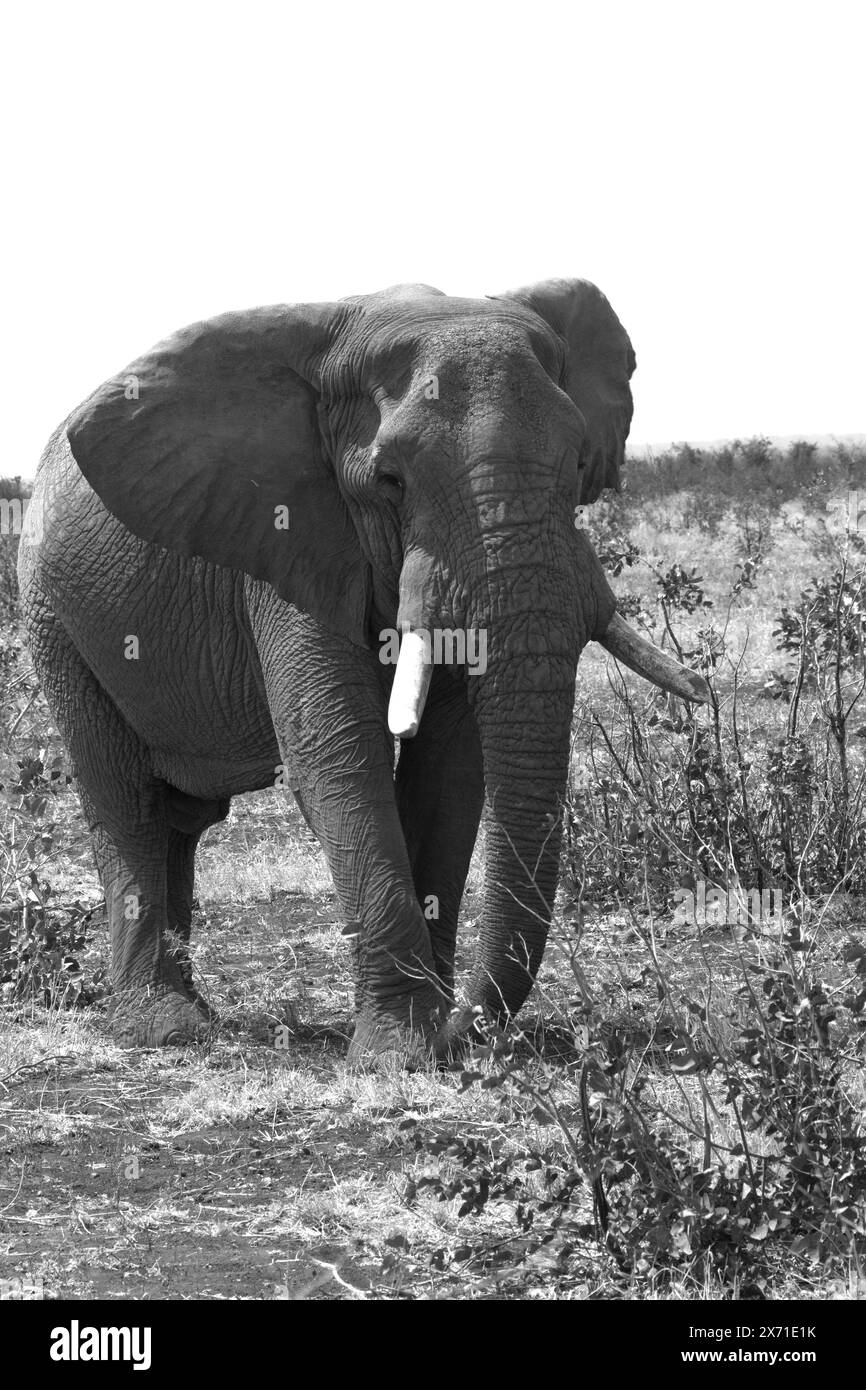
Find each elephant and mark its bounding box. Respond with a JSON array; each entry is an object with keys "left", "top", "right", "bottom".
[{"left": 17, "top": 279, "right": 709, "bottom": 1060}]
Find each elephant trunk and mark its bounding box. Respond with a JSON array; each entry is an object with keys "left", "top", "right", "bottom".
[
  {"left": 390, "top": 527, "right": 580, "bottom": 1035},
  {"left": 463, "top": 652, "right": 576, "bottom": 1025},
  {"left": 435, "top": 501, "right": 583, "bottom": 1025},
  {"left": 393, "top": 522, "right": 710, "bottom": 1049}
]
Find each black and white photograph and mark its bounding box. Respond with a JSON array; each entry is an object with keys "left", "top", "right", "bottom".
[{"left": 1, "top": 0, "right": 864, "bottom": 1336}]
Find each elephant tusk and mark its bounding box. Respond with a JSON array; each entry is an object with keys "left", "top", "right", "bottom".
[
  {"left": 388, "top": 630, "right": 433, "bottom": 737},
  {"left": 595, "top": 611, "right": 712, "bottom": 704}
]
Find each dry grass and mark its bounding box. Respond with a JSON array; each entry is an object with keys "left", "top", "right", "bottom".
[
  {"left": 2, "top": 859, "right": 861, "bottom": 1299},
  {"left": 2, "top": 455, "right": 865, "bottom": 1300}
]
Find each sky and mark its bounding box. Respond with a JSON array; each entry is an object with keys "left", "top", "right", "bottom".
[{"left": 3, "top": 0, "right": 863, "bottom": 478}]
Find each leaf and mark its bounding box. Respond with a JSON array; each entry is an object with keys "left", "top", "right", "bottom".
[
  {"left": 667, "top": 1031, "right": 700, "bottom": 1074},
  {"left": 531, "top": 1106, "right": 555, "bottom": 1126}
]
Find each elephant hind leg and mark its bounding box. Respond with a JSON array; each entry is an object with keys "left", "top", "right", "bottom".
[
  {"left": 164, "top": 789, "right": 230, "bottom": 1006},
  {"left": 24, "top": 610, "right": 209, "bottom": 1046}
]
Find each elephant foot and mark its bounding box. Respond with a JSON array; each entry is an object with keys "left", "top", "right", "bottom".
[
  {"left": 347, "top": 987, "right": 443, "bottom": 1068},
  {"left": 432, "top": 1004, "right": 488, "bottom": 1062},
  {"left": 110, "top": 986, "right": 212, "bottom": 1048},
  {"left": 183, "top": 982, "right": 217, "bottom": 1022}
]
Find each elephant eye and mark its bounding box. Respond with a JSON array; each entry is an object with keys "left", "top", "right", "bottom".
[{"left": 376, "top": 471, "right": 404, "bottom": 501}]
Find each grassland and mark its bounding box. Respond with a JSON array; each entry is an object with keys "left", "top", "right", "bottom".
[{"left": 1, "top": 439, "right": 865, "bottom": 1300}]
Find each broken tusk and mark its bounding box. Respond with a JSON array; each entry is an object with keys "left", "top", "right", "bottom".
[{"left": 595, "top": 611, "right": 712, "bottom": 704}]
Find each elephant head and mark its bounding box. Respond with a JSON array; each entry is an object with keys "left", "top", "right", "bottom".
[{"left": 66, "top": 279, "right": 708, "bottom": 1052}]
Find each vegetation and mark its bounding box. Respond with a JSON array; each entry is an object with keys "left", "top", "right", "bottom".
[{"left": 1, "top": 441, "right": 864, "bottom": 1299}]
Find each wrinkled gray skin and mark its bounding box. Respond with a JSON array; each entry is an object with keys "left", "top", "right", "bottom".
[{"left": 18, "top": 279, "right": 658, "bottom": 1060}]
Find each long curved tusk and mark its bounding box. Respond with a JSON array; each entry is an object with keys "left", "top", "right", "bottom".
[
  {"left": 388, "top": 630, "right": 433, "bottom": 737},
  {"left": 595, "top": 611, "right": 712, "bottom": 704}
]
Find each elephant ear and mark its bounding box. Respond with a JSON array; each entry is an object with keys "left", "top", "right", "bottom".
[
  {"left": 491, "top": 278, "right": 636, "bottom": 503},
  {"left": 66, "top": 304, "right": 371, "bottom": 645}
]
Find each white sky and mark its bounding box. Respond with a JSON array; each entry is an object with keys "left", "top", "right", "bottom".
[{"left": 3, "top": 0, "right": 863, "bottom": 477}]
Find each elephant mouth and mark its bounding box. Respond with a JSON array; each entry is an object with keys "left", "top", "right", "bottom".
[{"left": 389, "top": 608, "right": 711, "bottom": 738}]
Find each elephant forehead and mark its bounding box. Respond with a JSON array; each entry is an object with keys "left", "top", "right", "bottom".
[
  {"left": 330, "top": 300, "right": 565, "bottom": 392},
  {"left": 354, "top": 287, "right": 542, "bottom": 329},
  {"left": 379, "top": 333, "right": 581, "bottom": 457},
  {"left": 422, "top": 325, "right": 560, "bottom": 398}
]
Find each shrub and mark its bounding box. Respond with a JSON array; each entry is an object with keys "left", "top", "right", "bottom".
[{"left": 401, "top": 518, "right": 866, "bottom": 1296}]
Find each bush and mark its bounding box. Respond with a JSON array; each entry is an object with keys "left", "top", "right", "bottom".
[
  {"left": 0, "top": 580, "right": 107, "bottom": 1015},
  {"left": 0, "top": 475, "right": 28, "bottom": 625},
  {"left": 398, "top": 519, "right": 866, "bottom": 1296},
  {"left": 417, "top": 920, "right": 865, "bottom": 1289}
]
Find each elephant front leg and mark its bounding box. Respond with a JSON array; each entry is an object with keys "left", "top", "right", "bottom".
[
  {"left": 250, "top": 600, "right": 442, "bottom": 1061},
  {"left": 293, "top": 781, "right": 444, "bottom": 1061},
  {"left": 395, "top": 675, "right": 485, "bottom": 999}
]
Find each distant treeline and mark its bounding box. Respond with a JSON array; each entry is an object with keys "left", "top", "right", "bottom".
[
  {"left": 0, "top": 477, "right": 29, "bottom": 623},
  {"left": 0, "top": 476, "right": 30, "bottom": 503},
  {"left": 623, "top": 437, "right": 866, "bottom": 503}
]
